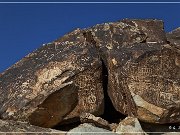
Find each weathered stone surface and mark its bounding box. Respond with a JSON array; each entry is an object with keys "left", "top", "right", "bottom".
[
  {"left": 123, "top": 43, "right": 180, "bottom": 124},
  {"left": 115, "top": 117, "right": 146, "bottom": 135},
  {"left": 109, "top": 43, "right": 180, "bottom": 123},
  {"left": 0, "top": 119, "right": 63, "bottom": 134},
  {"left": 167, "top": 27, "right": 180, "bottom": 48},
  {"left": 85, "top": 19, "right": 180, "bottom": 123},
  {"left": 0, "top": 29, "right": 103, "bottom": 128},
  {"left": 67, "top": 123, "right": 118, "bottom": 135},
  {"left": 121, "top": 19, "right": 167, "bottom": 44},
  {"left": 80, "top": 113, "right": 110, "bottom": 130},
  {"left": 0, "top": 19, "right": 180, "bottom": 130}
]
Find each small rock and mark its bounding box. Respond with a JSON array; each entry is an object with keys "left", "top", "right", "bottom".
[
  {"left": 80, "top": 113, "right": 110, "bottom": 130},
  {"left": 115, "top": 117, "right": 146, "bottom": 135}
]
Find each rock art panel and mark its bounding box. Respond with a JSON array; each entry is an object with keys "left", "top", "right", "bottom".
[
  {"left": 0, "top": 18, "right": 180, "bottom": 127},
  {"left": 85, "top": 19, "right": 180, "bottom": 123},
  {"left": 0, "top": 29, "right": 103, "bottom": 128}
]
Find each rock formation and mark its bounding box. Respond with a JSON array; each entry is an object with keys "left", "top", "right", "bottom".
[
  {"left": 0, "top": 29, "right": 104, "bottom": 128},
  {"left": 84, "top": 19, "right": 180, "bottom": 124},
  {"left": 115, "top": 117, "right": 146, "bottom": 135},
  {"left": 0, "top": 18, "right": 180, "bottom": 134}
]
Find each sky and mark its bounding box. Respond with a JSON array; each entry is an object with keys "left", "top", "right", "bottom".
[{"left": 0, "top": 2, "right": 180, "bottom": 72}]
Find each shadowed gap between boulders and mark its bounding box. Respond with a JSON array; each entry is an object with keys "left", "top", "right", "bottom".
[
  {"left": 52, "top": 60, "right": 126, "bottom": 131},
  {"left": 100, "top": 60, "right": 126, "bottom": 123}
]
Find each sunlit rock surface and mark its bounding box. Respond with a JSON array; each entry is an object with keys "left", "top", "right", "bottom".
[{"left": 0, "top": 19, "right": 180, "bottom": 133}]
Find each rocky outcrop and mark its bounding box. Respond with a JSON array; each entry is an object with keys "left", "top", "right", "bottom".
[
  {"left": 0, "top": 29, "right": 104, "bottom": 128},
  {"left": 86, "top": 19, "right": 180, "bottom": 124},
  {"left": 0, "top": 18, "right": 180, "bottom": 133}
]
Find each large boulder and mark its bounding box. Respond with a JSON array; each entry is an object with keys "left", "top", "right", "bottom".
[
  {"left": 0, "top": 18, "right": 180, "bottom": 129},
  {"left": 86, "top": 19, "right": 180, "bottom": 123},
  {"left": 0, "top": 29, "right": 104, "bottom": 128}
]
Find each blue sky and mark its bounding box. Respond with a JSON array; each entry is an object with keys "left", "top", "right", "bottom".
[{"left": 0, "top": 2, "right": 180, "bottom": 72}]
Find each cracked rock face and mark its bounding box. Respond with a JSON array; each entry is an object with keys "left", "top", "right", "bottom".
[
  {"left": 106, "top": 42, "right": 180, "bottom": 123},
  {"left": 0, "top": 18, "right": 180, "bottom": 131},
  {"left": 86, "top": 19, "right": 180, "bottom": 124},
  {"left": 0, "top": 29, "right": 104, "bottom": 128}
]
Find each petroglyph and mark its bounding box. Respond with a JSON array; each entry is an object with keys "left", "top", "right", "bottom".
[
  {"left": 0, "top": 28, "right": 103, "bottom": 127},
  {"left": 1, "top": 19, "right": 180, "bottom": 129},
  {"left": 63, "top": 68, "right": 103, "bottom": 120}
]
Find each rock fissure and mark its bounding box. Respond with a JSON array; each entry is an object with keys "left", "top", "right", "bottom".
[{"left": 100, "top": 60, "right": 126, "bottom": 124}]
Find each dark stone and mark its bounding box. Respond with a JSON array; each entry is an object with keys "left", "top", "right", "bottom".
[
  {"left": 0, "top": 29, "right": 104, "bottom": 128},
  {"left": 85, "top": 19, "right": 180, "bottom": 123},
  {"left": 0, "top": 19, "right": 180, "bottom": 131},
  {"left": 121, "top": 19, "right": 167, "bottom": 43}
]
